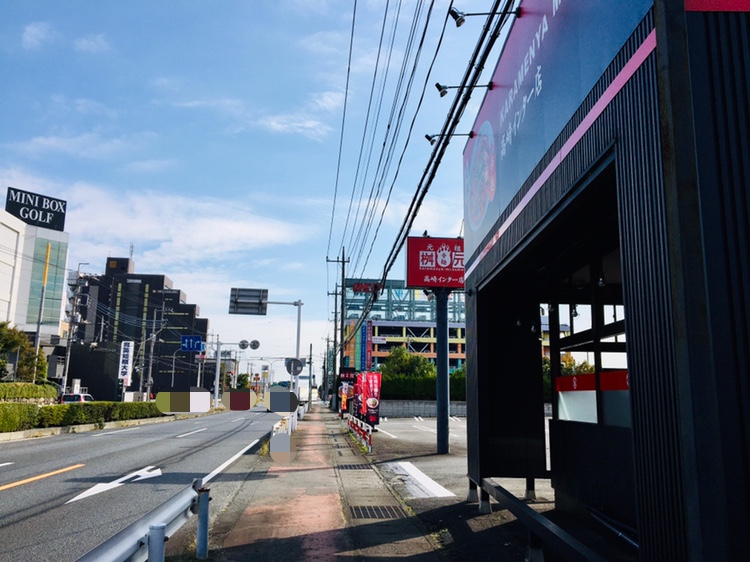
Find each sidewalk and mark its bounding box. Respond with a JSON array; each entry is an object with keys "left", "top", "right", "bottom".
[{"left": 197, "top": 403, "right": 444, "bottom": 561}]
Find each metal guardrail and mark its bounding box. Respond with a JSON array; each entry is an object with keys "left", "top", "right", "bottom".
[{"left": 76, "top": 478, "right": 210, "bottom": 562}]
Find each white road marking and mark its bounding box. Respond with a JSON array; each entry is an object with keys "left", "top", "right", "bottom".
[
  {"left": 176, "top": 428, "right": 207, "bottom": 438},
  {"left": 393, "top": 461, "right": 455, "bottom": 497},
  {"left": 66, "top": 466, "right": 162, "bottom": 503},
  {"left": 203, "top": 439, "right": 260, "bottom": 484},
  {"left": 450, "top": 416, "right": 462, "bottom": 422},
  {"left": 91, "top": 427, "right": 141, "bottom": 437},
  {"left": 375, "top": 428, "right": 398, "bottom": 439},
  {"left": 413, "top": 425, "right": 436, "bottom": 434},
  {"left": 231, "top": 417, "right": 245, "bottom": 422},
  {"left": 0, "top": 462, "right": 14, "bottom": 468},
  {"left": 413, "top": 416, "right": 423, "bottom": 421}
]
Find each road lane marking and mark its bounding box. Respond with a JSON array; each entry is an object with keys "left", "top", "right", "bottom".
[
  {"left": 413, "top": 416, "right": 423, "bottom": 421},
  {"left": 231, "top": 417, "right": 245, "bottom": 422},
  {"left": 0, "top": 462, "right": 14, "bottom": 468},
  {"left": 91, "top": 427, "right": 141, "bottom": 437},
  {"left": 393, "top": 461, "right": 455, "bottom": 498},
  {"left": 204, "top": 439, "right": 260, "bottom": 484},
  {"left": 375, "top": 428, "right": 398, "bottom": 439},
  {"left": 0, "top": 464, "right": 85, "bottom": 492},
  {"left": 176, "top": 428, "right": 207, "bottom": 438},
  {"left": 67, "top": 466, "right": 162, "bottom": 503},
  {"left": 413, "top": 425, "right": 436, "bottom": 434}
]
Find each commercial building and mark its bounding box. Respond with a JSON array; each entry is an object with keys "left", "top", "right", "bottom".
[
  {"left": 341, "top": 278, "right": 465, "bottom": 372},
  {"left": 1, "top": 187, "right": 69, "bottom": 378},
  {"left": 69, "top": 257, "right": 209, "bottom": 400},
  {"left": 462, "top": 1, "right": 749, "bottom": 560}
]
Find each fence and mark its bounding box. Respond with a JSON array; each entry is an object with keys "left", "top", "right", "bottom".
[
  {"left": 76, "top": 478, "right": 210, "bottom": 561},
  {"left": 347, "top": 414, "right": 373, "bottom": 452}
]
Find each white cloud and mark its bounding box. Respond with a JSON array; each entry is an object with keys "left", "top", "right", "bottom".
[
  {"left": 63, "top": 184, "right": 305, "bottom": 268},
  {"left": 299, "top": 30, "right": 347, "bottom": 56},
  {"left": 175, "top": 98, "right": 246, "bottom": 116},
  {"left": 74, "top": 33, "right": 111, "bottom": 54},
  {"left": 22, "top": 22, "right": 56, "bottom": 50},
  {"left": 311, "top": 90, "right": 345, "bottom": 113},
  {"left": 256, "top": 114, "right": 332, "bottom": 141},
  {"left": 151, "top": 77, "right": 182, "bottom": 92},
  {"left": 7, "top": 131, "right": 155, "bottom": 159},
  {"left": 123, "top": 159, "right": 177, "bottom": 173}
]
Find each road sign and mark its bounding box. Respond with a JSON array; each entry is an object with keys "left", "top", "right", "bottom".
[
  {"left": 181, "top": 335, "right": 202, "bottom": 351},
  {"left": 286, "top": 358, "right": 304, "bottom": 376},
  {"left": 228, "top": 288, "right": 268, "bottom": 315}
]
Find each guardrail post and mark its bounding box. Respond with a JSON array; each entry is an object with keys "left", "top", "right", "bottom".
[
  {"left": 196, "top": 486, "right": 210, "bottom": 559},
  {"left": 148, "top": 523, "right": 166, "bottom": 562}
]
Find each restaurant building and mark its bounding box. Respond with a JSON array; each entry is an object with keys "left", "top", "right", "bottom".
[{"left": 462, "top": 1, "right": 749, "bottom": 559}]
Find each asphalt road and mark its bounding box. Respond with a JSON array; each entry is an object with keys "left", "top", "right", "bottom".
[
  {"left": 0, "top": 407, "right": 278, "bottom": 562},
  {"left": 370, "top": 415, "right": 555, "bottom": 562}
]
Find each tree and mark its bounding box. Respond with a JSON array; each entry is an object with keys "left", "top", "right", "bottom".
[
  {"left": 379, "top": 346, "right": 437, "bottom": 378},
  {"left": 237, "top": 372, "right": 249, "bottom": 388},
  {"left": 0, "top": 322, "right": 45, "bottom": 382}
]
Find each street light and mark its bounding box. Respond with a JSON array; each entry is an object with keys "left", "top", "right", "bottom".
[{"left": 171, "top": 348, "right": 181, "bottom": 387}]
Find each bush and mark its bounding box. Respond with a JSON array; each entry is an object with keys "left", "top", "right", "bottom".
[
  {"left": 37, "top": 405, "right": 68, "bottom": 428},
  {"left": 0, "top": 382, "right": 58, "bottom": 400},
  {"left": 380, "top": 372, "right": 466, "bottom": 401},
  {"left": 0, "top": 403, "right": 39, "bottom": 432}
]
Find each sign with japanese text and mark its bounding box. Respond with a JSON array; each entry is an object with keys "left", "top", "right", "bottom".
[
  {"left": 406, "top": 237, "right": 464, "bottom": 289},
  {"left": 463, "top": 0, "right": 651, "bottom": 260},
  {"left": 118, "top": 341, "right": 134, "bottom": 385}
]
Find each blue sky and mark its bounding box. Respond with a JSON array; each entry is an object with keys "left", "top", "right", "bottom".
[{"left": 0, "top": 1, "right": 501, "bottom": 377}]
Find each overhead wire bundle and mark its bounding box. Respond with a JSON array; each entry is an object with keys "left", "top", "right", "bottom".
[{"left": 326, "top": 0, "right": 518, "bottom": 352}]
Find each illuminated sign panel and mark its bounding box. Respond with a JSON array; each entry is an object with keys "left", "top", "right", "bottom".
[{"left": 463, "top": 0, "right": 651, "bottom": 261}]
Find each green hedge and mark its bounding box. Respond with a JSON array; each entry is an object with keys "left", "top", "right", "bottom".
[
  {"left": 380, "top": 373, "right": 466, "bottom": 401},
  {"left": 0, "top": 382, "right": 58, "bottom": 400},
  {"left": 0, "top": 403, "right": 39, "bottom": 432},
  {"left": 3, "top": 401, "right": 166, "bottom": 432}
]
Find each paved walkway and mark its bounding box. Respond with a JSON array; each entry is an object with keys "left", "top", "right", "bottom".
[{"left": 200, "top": 403, "right": 442, "bottom": 561}]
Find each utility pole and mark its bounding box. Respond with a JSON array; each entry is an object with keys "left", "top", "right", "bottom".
[
  {"left": 327, "top": 285, "right": 340, "bottom": 410},
  {"left": 62, "top": 263, "right": 88, "bottom": 393},
  {"left": 327, "top": 248, "right": 349, "bottom": 412},
  {"left": 308, "top": 343, "right": 313, "bottom": 404}
]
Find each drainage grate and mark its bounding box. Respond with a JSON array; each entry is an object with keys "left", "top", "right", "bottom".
[
  {"left": 350, "top": 505, "right": 407, "bottom": 519},
  {"left": 337, "top": 464, "right": 371, "bottom": 470}
]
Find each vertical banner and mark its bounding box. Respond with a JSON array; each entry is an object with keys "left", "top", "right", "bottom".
[
  {"left": 119, "top": 341, "right": 134, "bottom": 386},
  {"left": 356, "top": 372, "right": 366, "bottom": 417},
  {"left": 360, "top": 323, "right": 367, "bottom": 370},
  {"left": 364, "top": 371, "right": 382, "bottom": 425},
  {"left": 365, "top": 321, "right": 373, "bottom": 370}
]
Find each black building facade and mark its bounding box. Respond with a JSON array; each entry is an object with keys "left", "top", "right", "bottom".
[
  {"left": 70, "top": 257, "right": 209, "bottom": 399},
  {"left": 463, "top": 1, "right": 749, "bottom": 560}
]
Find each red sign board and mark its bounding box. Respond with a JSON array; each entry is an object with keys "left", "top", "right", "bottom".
[
  {"left": 685, "top": 0, "right": 750, "bottom": 10},
  {"left": 406, "top": 237, "right": 465, "bottom": 289}
]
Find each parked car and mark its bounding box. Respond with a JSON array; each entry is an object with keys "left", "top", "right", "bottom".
[{"left": 60, "top": 393, "right": 95, "bottom": 403}]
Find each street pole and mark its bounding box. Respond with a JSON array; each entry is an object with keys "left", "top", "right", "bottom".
[
  {"left": 213, "top": 335, "right": 221, "bottom": 409},
  {"left": 171, "top": 348, "right": 180, "bottom": 387},
  {"left": 435, "top": 288, "right": 451, "bottom": 454},
  {"left": 33, "top": 242, "right": 51, "bottom": 383},
  {"left": 62, "top": 262, "right": 88, "bottom": 394}
]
